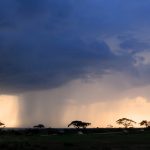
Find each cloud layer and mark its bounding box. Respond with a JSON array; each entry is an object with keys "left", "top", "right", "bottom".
[{"left": 0, "top": 0, "right": 150, "bottom": 93}]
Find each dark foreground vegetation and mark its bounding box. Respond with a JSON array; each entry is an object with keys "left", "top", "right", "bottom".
[{"left": 0, "top": 128, "right": 150, "bottom": 150}]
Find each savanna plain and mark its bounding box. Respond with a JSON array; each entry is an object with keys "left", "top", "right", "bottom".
[{"left": 1, "top": 128, "right": 150, "bottom": 150}]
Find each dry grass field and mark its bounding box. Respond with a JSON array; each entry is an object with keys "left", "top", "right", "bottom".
[{"left": 0, "top": 129, "right": 150, "bottom": 150}]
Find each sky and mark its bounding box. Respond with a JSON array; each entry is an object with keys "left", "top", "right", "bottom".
[{"left": 1, "top": 0, "right": 150, "bottom": 127}]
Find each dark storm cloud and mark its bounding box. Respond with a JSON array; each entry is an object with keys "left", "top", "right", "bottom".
[
  {"left": 119, "top": 38, "right": 150, "bottom": 53},
  {"left": 0, "top": 0, "right": 150, "bottom": 93}
]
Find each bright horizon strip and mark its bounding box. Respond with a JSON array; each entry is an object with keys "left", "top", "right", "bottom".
[
  {"left": 0, "top": 95, "right": 150, "bottom": 128},
  {"left": 63, "top": 96, "right": 150, "bottom": 128},
  {"left": 0, "top": 95, "right": 19, "bottom": 127}
]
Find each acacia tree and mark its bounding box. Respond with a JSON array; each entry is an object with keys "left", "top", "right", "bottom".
[
  {"left": 116, "top": 118, "right": 136, "bottom": 128},
  {"left": 33, "top": 124, "right": 45, "bottom": 128},
  {"left": 0, "top": 122, "right": 5, "bottom": 127},
  {"left": 140, "top": 120, "right": 150, "bottom": 128},
  {"left": 107, "top": 124, "right": 113, "bottom": 128},
  {"left": 68, "top": 120, "right": 91, "bottom": 129}
]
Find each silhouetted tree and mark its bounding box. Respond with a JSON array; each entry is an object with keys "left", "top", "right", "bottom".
[
  {"left": 0, "top": 122, "right": 5, "bottom": 127},
  {"left": 33, "top": 124, "right": 45, "bottom": 129},
  {"left": 140, "top": 120, "right": 150, "bottom": 128},
  {"left": 68, "top": 120, "right": 91, "bottom": 129},
  {"left": 107, "top": 124, "right": 113, "bottom": 128},
  {"left": 116, "top": 118, "right": 136, "bottom": 128}
]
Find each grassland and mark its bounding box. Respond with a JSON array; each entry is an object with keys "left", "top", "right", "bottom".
[{"left": 0, "top": 129, "right": 150, "bottom": 150}]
